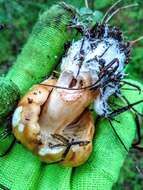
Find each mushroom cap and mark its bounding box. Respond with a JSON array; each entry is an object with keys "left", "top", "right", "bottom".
[{"left": 12, "top": 78, "right": 97, "bottom": 166}]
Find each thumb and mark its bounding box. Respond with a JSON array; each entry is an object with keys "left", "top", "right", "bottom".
[{"left": 71, "top": 79, "right": 143, "bottom": 190}]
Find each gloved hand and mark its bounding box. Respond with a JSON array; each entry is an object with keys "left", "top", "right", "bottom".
[
  {"left": 0, "top": 84, "right": 143, "bottom": 190},
  {"left": 0, "top": 3, "right": 143, "bottom": 190}
]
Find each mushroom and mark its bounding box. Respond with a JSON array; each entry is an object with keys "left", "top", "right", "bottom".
[{"left": 12, "top": 74, "right": 98, "bottom": 167}]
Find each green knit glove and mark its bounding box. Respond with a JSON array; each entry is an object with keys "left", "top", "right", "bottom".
[{"left": 0, "top": 80, "right": 142, "bottom": 190}]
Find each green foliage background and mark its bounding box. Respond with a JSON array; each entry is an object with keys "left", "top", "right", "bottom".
[{"left": 0, "top": 0, "right": 143, "bottom": 189}]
